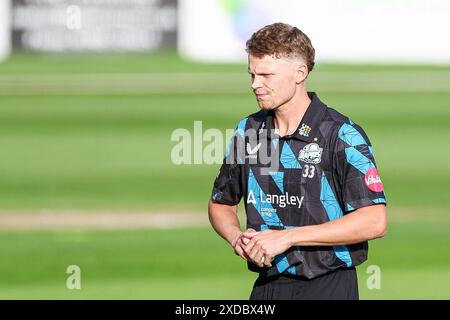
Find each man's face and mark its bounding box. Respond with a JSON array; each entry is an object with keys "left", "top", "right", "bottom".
[{"left": 248, "top": 54, "right": 300, "bottom": 110}]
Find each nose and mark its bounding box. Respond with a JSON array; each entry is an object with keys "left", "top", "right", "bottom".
[{"left": 251, "top": 75, "right": 263, "bottom": 91}]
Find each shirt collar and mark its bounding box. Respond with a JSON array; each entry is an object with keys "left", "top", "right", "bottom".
[{"left": 261, "top": 92, "right": 327, "bottom": 143}]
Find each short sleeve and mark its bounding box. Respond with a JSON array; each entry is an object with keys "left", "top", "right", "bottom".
[
  {"left": 210, "top": 119, "right": 247, "bottom": 205},
  {"left": 333, "top": 121, "right": 387, "bottom": 213}
]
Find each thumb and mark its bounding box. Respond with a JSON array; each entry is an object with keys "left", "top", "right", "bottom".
[{"left": 243, "top": 229, "right": 258, "bottom": 238}]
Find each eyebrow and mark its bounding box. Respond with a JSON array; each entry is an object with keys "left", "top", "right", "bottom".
[{"left": 247, "top": 70, "right": 274, "bottom": 75}]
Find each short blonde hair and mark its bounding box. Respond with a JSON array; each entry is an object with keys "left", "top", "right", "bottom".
[{"left": 246, "top": 22, "right": 315, "bottom": 72}]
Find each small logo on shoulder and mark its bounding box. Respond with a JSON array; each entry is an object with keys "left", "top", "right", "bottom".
[
  {"left": 298, "top": 123, "right": 311, "bottom": 137},
  {"left": 298, "top": 143, "right": 323, "bottom": 164}
]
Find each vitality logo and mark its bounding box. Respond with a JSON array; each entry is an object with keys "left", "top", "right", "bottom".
[{"left": 365, "top": 168, "right": 383, "bottom": 192}]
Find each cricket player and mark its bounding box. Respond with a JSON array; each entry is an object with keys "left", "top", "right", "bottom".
[{"left": 209, "top": 23, "right": 387, "bottom": 300}]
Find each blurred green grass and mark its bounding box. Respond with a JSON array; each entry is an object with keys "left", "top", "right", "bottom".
[{"left": 0, "top": 221, "right": 449, "bottom": 299}]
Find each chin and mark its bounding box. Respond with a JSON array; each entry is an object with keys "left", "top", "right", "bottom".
[{"left": 258, "top": 101, "right": 276, "bottom": 110}]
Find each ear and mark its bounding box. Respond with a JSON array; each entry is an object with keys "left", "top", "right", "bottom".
[{"left": 295, "top": 63, "right": 309, "bottom": 84}]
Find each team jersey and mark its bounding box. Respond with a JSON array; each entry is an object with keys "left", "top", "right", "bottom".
[{"left": 211, "top": 92, "right": 386, "bottom": 279}]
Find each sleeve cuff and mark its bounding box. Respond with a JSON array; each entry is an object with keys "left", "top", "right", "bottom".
[{"left": 345, "top": 198, "right": 386, "bottom": 213}]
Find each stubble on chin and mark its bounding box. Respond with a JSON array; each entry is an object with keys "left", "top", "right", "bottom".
[{"left": 258, "top": 100, "right": 277, "bottom": 110}]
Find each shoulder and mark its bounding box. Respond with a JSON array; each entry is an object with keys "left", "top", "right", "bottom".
[{"left": 322, "top": 106, "right": 373, "bottom": 149}]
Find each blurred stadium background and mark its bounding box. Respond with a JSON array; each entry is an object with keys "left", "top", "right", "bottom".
[{"left": 0, "top": 0, "right": 449, "bottom": 299}]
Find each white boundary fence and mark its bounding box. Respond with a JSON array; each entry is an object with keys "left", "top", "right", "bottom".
[{"left": 178, "top": 0, "right": 450, "bottom": 64}]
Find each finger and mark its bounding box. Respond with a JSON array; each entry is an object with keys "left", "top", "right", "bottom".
[
  {"left": 241, "top": 252, "right": 250, "bottom": 261},
  {"left": 237, "top": 239, "right": 251, "bottom": 260},
  {"left": 249, "top": 253, "right": 260, "bottom": 266},
  {"left": 249, "top": 245, "right": 262, "bottom": 265},
  {"left": 243, "top": 228, "right": 260, "bottom": 236},
  {"left": 263, "top": 255, "right": 273, "bottom": 267},
  {"left": 254, "top": 252, "right": 265, "bottom": 267},
  {"left": 242, "top": 231, "right": 257, "bottom": 239},
  {"left": 238, "top": 238, "right": 251, "bottom": 257},
  {"left": 245, "top": 234, "right": 261, "bottom": 249},
  {"left": 243, "top": 238, "right": 256, "bottom": 254},
  {"left": 249, "top": 241, "right": 268, "bottom": 267},
  {"left": 231, "top": 232, "right": 243, "bottom": 247},
  {"left": 234, "top": 246, "right": 248, "bottom": 261}
]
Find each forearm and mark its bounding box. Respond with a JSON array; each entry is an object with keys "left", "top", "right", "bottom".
[
  {"left": 287, "top": 205, "right": 387, "bottom": 246},
  {"left": 208, "top": 199, "right": 242, "bottom": 245}
]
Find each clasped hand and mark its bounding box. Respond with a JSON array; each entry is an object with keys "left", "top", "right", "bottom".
[{"left": 231, "top": 228, "right": 292, "bottom": 268}]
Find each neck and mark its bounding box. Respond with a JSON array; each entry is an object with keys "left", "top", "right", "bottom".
[{"left": 274, "top": 89, "right": 311, "bottom": 137}]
